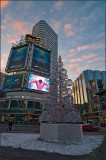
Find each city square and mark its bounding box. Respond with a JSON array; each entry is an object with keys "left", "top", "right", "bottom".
[{"left": 0, "top": 1, "right": 106, "bottom": 160}]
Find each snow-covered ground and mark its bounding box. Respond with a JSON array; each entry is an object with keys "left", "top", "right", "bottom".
[{"left": 0, "top": 133, "right": 104, "bottom": 156}]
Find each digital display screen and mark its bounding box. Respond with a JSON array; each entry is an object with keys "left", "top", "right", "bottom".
[
  {"left": 31, "top": 45, "right": 50, "bottom": 74},
  {"left": 2, "top": 74, "right": 24, "bottom": 91},
  {"left": 27, "top": 73, "right": 50, "bottom": 92},
  {"left": 6, "top": 44, "right": 29, "bottom": 72}
]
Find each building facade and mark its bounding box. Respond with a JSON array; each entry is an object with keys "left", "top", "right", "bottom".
[{"left": 72, "top": 70, "right": 106, "bottom": 123}]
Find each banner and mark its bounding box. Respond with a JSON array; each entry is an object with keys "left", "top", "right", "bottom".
[
  {"left": 6, "top": 44, "right": 29, "bottom": 72},
  {"left": 31, "top": 45, "right": 50, "bottom": 74},
  {"left": 2, "top": 74, "right": 24, "bottom": 91}
]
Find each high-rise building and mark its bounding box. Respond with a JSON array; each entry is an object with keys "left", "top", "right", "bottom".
[
  {"left": 72, "top": 70, "right": 106, "bottom": 123},
  {"left": 32, "top": 20, "right": 58, "bottom": 100}
]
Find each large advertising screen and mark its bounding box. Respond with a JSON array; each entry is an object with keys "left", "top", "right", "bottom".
[
  {"left": 27, "top": 73, "right": 50, "bottom": 92},
  {"left": 31, "top": 45, "right": 50, "bottom": 74},
  {"left": 2, "top": 74, "right": 24, "bottom": 91},
  {"left": 6, "top": 44, "right": 29, "bottom": 73}
]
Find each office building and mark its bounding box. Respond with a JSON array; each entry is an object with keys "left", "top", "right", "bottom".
[
  {"left": 32, "top": 20, "right": 58, "bottom": 100},
  {"left": 72, "top": 70, "right": 106, "bottom": 123}
]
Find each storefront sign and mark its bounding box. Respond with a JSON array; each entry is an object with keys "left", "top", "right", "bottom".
[{"left": 5, "top": 95, "right": 42, "bottom": 101}]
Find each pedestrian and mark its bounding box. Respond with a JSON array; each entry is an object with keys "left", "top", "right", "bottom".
[{"left": 6, "top": 121, "right": 13, "bottom": 131}]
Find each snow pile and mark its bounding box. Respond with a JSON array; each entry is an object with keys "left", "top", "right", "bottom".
[{"left": 0, "top": 133, "right": 104, "bottom": 155}]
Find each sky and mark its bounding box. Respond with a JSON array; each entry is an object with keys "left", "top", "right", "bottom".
[{"left": 1, "top": 0, "right": 105, "bottom": 81}]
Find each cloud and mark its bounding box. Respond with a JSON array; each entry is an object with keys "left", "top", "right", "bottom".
[
  {"left": 53, "top": 1, "right": 63, "bottom": 10},
  {"left": 77, "top": 43, "right": 104, "bottom": 51},
  {"left": 69, "top": 49, "right": 76, "bottom": 53},
  {"left": 88, "top": 57, "right": 105, "bottom": 63},
  {"left": 64, "top": 64, "right": 78, "bottom": 68},
  {"left": 1, "top": 25, "right": 6, "bottom": 30},
  {"left": 54, "top": 21, "right": 61, "bottom": 33},
  {"left": 1, "top": 1, "right": 10, "bottom": 10},
  {"left": 1, "top": 59, "right": 5, "bottom": 65},
  {"left": 64, "top": 24, "right": 72, "bottom": 32},
  {"left": 2, "top": 53, "right": 8, "bottom": 58},
  {"left": 1, "top": 32, "right": 20, "bottom": 44},
  {"left": 68, "top": 53, "right": 97, "bottom": 63},
  {"left": 61, "top": 58, "right": 66, "bottom": 62},
  {"left": 70, "top": 58, "right": 82, "bottom": 62},
  {"left": 67, "top": 49, "right": 76, "bottom": 57},
  {"left": 65, "top": 31, "right": 74, "bottom": 37},
  {"left": 12, "top": 21, "right": 31, "bottom": 35},
  {"left": 64, "top": 24, "right": 74, "bottom": 37},
  {"left": 82, "top": 53, "right": 97, "bottom": 60},
  {"left": 70, "top": 66, "right": 83, "bottom": 74},
  {"left": 51, "top": 20, "right": 62, "bottom": 33},
  {"left": 8, "top": 39, "right": 17, "bottom": 44},
  {"left": 67, "top": 53, "right": 75, "bottom": 57}
]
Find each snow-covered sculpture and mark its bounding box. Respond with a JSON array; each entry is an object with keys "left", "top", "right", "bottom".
[{"left": 40, "top": 98, "right": 82, "bottom": 124}]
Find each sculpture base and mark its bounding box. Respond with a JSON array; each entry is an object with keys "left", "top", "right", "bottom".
[{"left": 40, "top": 123, "right": 83, "bottom": 143}]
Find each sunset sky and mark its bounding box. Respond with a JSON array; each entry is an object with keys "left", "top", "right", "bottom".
[{"left": 1, "top": 0, "right": 105, "bottom": 81}]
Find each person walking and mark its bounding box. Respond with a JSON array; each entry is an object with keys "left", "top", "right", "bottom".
[{"left": 6, "top": 121, "right": 13, "bottom": 131}]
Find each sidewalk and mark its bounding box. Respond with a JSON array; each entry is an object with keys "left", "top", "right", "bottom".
[{"left": 0, "top": 126, "right": 106, "bottom": 160}]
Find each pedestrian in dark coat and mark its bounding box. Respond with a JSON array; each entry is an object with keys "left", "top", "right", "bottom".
[{"left": 6, "top": 121, "right": 13, "bottom": 131}]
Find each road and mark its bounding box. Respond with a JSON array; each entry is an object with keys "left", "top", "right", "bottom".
[{"left": 0, "top": 124, "right": 106, "bottom": 160}]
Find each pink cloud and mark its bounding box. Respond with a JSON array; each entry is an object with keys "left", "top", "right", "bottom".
[
  {"left": 88, "top": 57, "right": 105, "bottom": 63},
  {"left": 53, "top": 21, "right": 61, "bottom": 33},
  {"left": 70, "top": 64, "right": 79, "bottom": 67},
  {"left": 70, "top": 67, "right": 83, "bottom": 74},
  {"left": 2, "top": 32, "right": 20, "bottom": 44},
  {"left": 2, "top": 53, "right": 8, "bottom": 58},
  {"left": 65, "top": 31, "right": 74, "bottom": 37},
  {"left": 67, "top": 53, "right": 75, "bottom": 57},
  {"left": 8, "top": 39, "right": 18, "bottom": 44},
  {"left": 64, "top": 63, "right": 78, "bottom": 68},
  {"left": 69, "top": 49, "right": 76, "bottom": 53},
  {"left": 1, "top": 25, "right": 6, "bottom": 30},
  {"left": 1, "top": 60, "right": 5, "bottom": 65},
  {"left": 82, "top": 53, "right": 97, "bottom": 59},
  {"left": 77, "top": 45, "right": 89, "bottom": 51},
  {"left": 77, "top": 43, "right": 104, "bottom": 51},
  {"left": 64, "top": 24, "right": 74, "bottom": 37},
  {"left": 70, "top": 58, "right": 82, "bottom": 62},
  {"left": 88, "top": 60, "right": 93, "bottom": 63},
  {"left": 61, "top": 58, "right": 66, "bottom": 62},
  {"left": 12, "top": 21, "right": 32, "bottom": 35},
  {"left": 94, "top": 57, "right": 105, "bottom": 61},
  {"left": 1, "top": 1, "right": 10, "bottom": 10},
  {"left": 54, "top": 1, "right": 63, "bottom": 10},
  {"left": 64, "top": 24, "right": 72, "bottom": 32}
]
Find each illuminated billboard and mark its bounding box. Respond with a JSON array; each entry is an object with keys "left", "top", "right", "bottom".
[
  {"left": 5, "top": 44, "right": 29, "bottom": 73},
  {"left": 2, "top": 74, "right": 24, "bottom": 91},
  {"left": 25, "top": 34, "right": 40, "bottom": 41},
  {"left": 27, "top": 73, "right": 50, "bottom": 92},
  {"left": 31, "top": 45, "right": 50, "bottom": 74}
]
